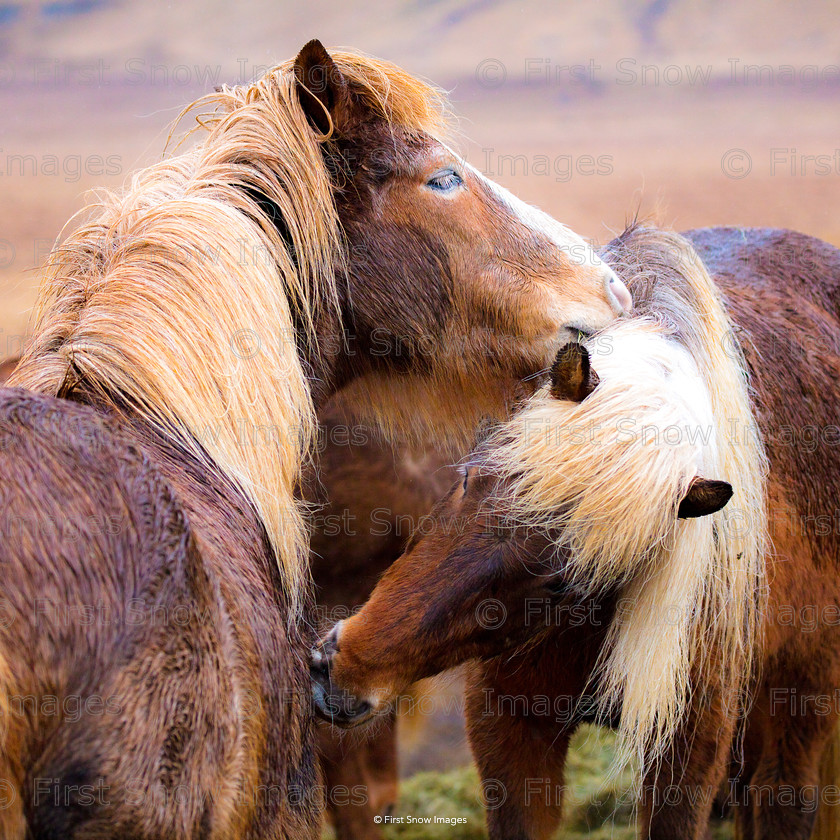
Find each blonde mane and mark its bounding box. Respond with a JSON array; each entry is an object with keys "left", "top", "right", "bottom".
[
  {"left": 9, "top": 50, "right": 448, "bottom": 615},
  {"left": 483, "top": 226, "right": 768, "bottom": 773}
]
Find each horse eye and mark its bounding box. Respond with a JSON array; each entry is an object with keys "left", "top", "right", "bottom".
[
  {"left": 427, "top": 169, "right": 463, "bottom": 192},
  {"left": 457, "top": 465, "right": 470, "bottom": 491}
]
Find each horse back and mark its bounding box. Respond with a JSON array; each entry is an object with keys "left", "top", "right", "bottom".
[
  {"left": 686, "top": 228, "right": 840, "bottom": 530},
  {"left": 687, "top": 226, "right": 840, "bottom": 325}
]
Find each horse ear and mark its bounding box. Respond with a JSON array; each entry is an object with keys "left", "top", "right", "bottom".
[
  {"left": 677, "top": 478, "right": 733, "bottom": 519},
  {"left": 293, "top": 39, "right": 355, "bottom": 136},
  {"left": 549, "top": 343, "right": 600, "bottom": 402}
]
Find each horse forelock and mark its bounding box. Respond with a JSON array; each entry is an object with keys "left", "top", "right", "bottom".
[
  {"left": 480, "top": 226, "right": 769, "bottom": 776},
  {"left": 10, "top": 50, "right": 450, "bottom": 618},
  {"left": 482, "top": 320, "right": 715, "bottom": 582}
]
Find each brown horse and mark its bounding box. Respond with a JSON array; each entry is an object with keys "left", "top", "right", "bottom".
[
  {"left": 312, "top": 223, "right": 840, "bottom": 840},
  {"left": 306, "top": 401, "right": 455, "bottom": 839},
  {"left": 0, "top": 367, "right": 454, "bottom": 840},
  {"left": 2, "top": 40, "right": 627, "bottom": 838}
]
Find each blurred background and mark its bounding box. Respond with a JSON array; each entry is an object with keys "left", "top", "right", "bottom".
[
  {"left": 1, "top": 0, "right": 839, "bottom": 354},
  {"left": 1, "top": 2, "right": 838, "bottom": 836}
]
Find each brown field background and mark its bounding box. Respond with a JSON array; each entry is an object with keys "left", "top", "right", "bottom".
[{"left": 1, "top": 0, "right": 839, "bottom": 356}]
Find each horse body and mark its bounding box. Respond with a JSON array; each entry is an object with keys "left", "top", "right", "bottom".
[
  {"left": 0, "top": 388, "right": 319, "bottom": 838},
  {"left": 0, "top": 375, "right": 453, "bottom": 840},
  {"left": 313, "top": 224, "right": 840, "bottom": 839},
  {"left": 691, "top": 226, "right": 840, "bottom": 839}
]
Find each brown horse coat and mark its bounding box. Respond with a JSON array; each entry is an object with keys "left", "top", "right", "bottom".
[
  {"left": 0, "top": 368, "right": 455, "bottom": 840},
  {"left": 0, "top": 389, "right": 320, "bottom": 838}
]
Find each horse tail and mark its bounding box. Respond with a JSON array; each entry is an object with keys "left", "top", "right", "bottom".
[{"left": 812, "top": 723, "right": 840, "bottom": 840}]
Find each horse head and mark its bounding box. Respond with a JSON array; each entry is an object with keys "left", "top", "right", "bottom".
[{"left": 290, "top": 40, "right": 631, "bottom": 435}]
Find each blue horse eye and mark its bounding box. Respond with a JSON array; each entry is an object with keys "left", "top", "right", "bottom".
[{"left": 427, "top": 170, "right": 463, "bottom": 191}]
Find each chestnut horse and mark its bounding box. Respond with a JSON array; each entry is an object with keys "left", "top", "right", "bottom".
[
  {"left": 313, "top": 224, "right": 840, "bottom": 840},
  {"left": 2, "top": 40, "right": 627, "bottom": 838}
]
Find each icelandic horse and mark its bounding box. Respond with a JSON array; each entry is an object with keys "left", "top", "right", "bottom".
[
  {"left": 312, "top": 223, "right": 840, "bottom": 840},
  {"left": 0, "top": 40, "right": 628, "bottom": 839}
]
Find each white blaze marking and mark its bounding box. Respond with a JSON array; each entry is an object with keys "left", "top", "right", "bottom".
[
  {"left": 465, "top": 162, "right": 605, "bottom": 270},
  {"left": 462, "top": 161, "right": 632, "bottom": 314}
]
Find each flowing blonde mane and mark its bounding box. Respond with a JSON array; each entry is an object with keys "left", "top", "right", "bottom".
[
  {"left": 482, "top": 226, "right": 768, "bottom": 772},
  {"left": 9, "top": 50, "right": 448, "bottom": 615}
]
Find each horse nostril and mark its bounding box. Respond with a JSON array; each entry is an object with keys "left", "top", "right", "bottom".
[
  {"left": 310, "top": 652, "right": 328, "bottom": 678},
  {"left": 310, "top": 673, "right": 375, "bottom": 728},
  {"left": 310, "top": 621, "right": 376, "bottom": 728}
]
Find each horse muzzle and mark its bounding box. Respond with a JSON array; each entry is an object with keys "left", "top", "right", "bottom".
[{"left": 310, "top": 622, "right": 376, "bottom": 728}]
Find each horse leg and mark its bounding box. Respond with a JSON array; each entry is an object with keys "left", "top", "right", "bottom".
[
  {"left": 638, "top": 688, "right": 736, "bottom": 840},
  {"left": 317, "top": 714, "right": 397, "bottom": 840},
  {"left": 463, "top": 654, "right": 578, "bottom": 840},
  {"left": 742, "top": 708, "right": 839, "bottom": 839}
]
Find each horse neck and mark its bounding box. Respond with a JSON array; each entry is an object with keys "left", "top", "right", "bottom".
[{"left": 305, "top": 305, "right": 352, "bottom": 412}]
